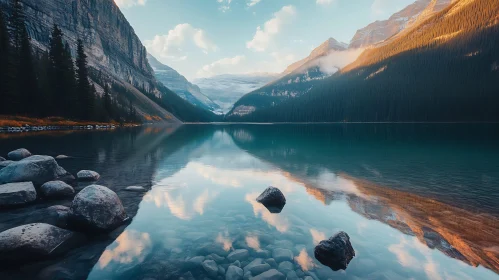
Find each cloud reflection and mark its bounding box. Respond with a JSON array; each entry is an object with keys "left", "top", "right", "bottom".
[
  {"left": 245, "top": 192, "right": 290, "bottom": 232},
  {"left": 216, "top": 231, "right": 233, "bottom": 251},
  {"left": 246, "top": 235, "right": 261, "bottom": 251},
  {"left": 310, "top": 229, "right": 326, "bottom": 245},
  {"left": 294, "top": 249, "right": 316, "bottom": 271},
  {"left": 98, "top": 230, "right": 151, "bottom": 269}
]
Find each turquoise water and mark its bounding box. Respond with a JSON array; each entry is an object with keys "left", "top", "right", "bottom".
[{"left": 1, "top": 124, "right": 498, "bottom": 279}]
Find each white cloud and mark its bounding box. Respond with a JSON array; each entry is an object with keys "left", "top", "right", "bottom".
[
  {"left": 247, "top": 0, "right": 262, "bottom": 7},
  {"left": 114, "top": 0, "right": 147, "bottom": 8},
  {"left": 316, "top": 0, "right": 334, "bottom": 5},
  {"left": 316, "top": 48, "right": 365, "bottom": 74},
  {"left": 144, "top": 23, "right": 217, "bottom": 61},
  {"left": 197, "top": 55, "right": 246, "bottom": 77},
  {"left": 217, "top": 0, "right": 233, "bottom": 12},
  {"left": 246, "top": 5, "right": 296, "bottom": 52}
]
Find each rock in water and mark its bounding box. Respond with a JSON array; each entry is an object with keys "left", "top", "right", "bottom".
[
  {"left": 69, "top": 185, "right": 128, "bottom": 231},
  {"left": 0, "top": 160, "right": 13, "bottom": 170},
  {"left": 0, "top": 155, "right": 74, "bottom": 185},
  {"left": 314, "top": 231, "right": 355, "bottom": 271},
  {"left": 7, "top": 148, "right": 31, "bottom": 160},
  {"left": 125, "top": 186, "right": 147, "bottom": 192},
  {"left": 202, "top": 260, "right": 219, "bottom": 277},
  {"left": 227, "top": 249, "right": 250, "bottom": 262},
  {"left": 55, "top": 155, "right": 71, "bottom": 160},
  {"left": 256, "top": 186, "right": 286, "bottom": 213},
  {"left": 41, "top": 181, "right": 75, "bottom": 198},
  {"left": 0, "top": 182, "right": 37, "bottom": 208},
  {"left": 226, "top": 265, "right": 243, "bottom": 280},
  {"left": 252, "top": 269, "right": 285, "bottom": 280},
  {"left": 77, "top": 170, "right": 100, "bottom": 181},
  {"left": 272, "top": 248, "right": 293, "bottom": 263},
  {"left": 0, "top": 223, "right": 84, "bottom": 263},
  {"left": 0, "top": 156, "right": 5, "bottom": 161}
]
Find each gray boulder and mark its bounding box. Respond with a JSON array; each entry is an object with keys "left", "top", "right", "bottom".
[
  {"left": 69, "top": 185, "right": 128, "bottom": 231},
  {"left": 77, "top": 170, "right": 100, "bottom": 181},
  {"left": 272, "top": 248, "right": 293, "bottom": 263},
  {"left": 0, "top": 160, "right": 13, "bottom": 170},
  {"left": 251, "top": 269, "right": 285, "bottom": 280},
  {"left": 277, "top": 261, "right": 294, "bottom": 274},
  {"left": 7, "top": 148, "right": 31, "bottom": 160},
  {"left": 45, "top": 205, "right": 71, "bottom": 228},
  {"left": 226, "top": 265, "right": 243, "bottom": 280},
  {"left": 227, "top": 249, "right": 250, "bottom": 262},
  {"left": 0, "top": 155, "right": 74, "bottom": 185},
  {"left": 244, "top": 259, "right": 271, "bottom": 276},
  {"left": 202, "top": 260, "right": 219, "bottom": 277},
  {"left": 0, "top": 223, "right": 84, "bottom": 262},
  {"left": 41, "top": 181, "right": 75, "bottom": 198},
  {"left": 314, "top": 231, "right": 355, "bottom": 271},
  {"left": 0, "top": 182, "right": 36, "bottom": 208},
  {"left": 0, "top": 156, "right": 5, "bottom": 161},
  {"left": 256, "top": 187, "right": 286, "bottom": 213}
]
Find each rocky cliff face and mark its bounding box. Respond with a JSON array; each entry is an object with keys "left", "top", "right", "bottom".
[
  {"left": 0, "top": 0, "right": 155, "bottom": 91},
  {"left": 349, "top": 0, "right": 452, "bottom": 49},
  {"left": 0, "top": 0, "right": 180, "bottom": 122}
]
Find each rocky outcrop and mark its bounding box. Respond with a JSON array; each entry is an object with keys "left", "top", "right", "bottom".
[
  {"left": 40, "top": 181, "right": 75, "bottom": 198},
  {"left": 0, "top": 223, "right": 84, "bottom": 263},
  {"left": 0, "top": 155, "right": 74, "bottom": 185},
  {"left": 69, "top": 185, "right": 128, "bottom": 231},
  {"left": 7, "top": 148, "right": 32, "bottom": 160},
  {"left": 314, "top": 231, "right": 355, "bottom": 271},
  {"left": 0, "top": 182, "right": 37, "bottom": 208}
]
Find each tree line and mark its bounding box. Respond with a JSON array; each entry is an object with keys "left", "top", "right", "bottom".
[{"left": 0, "top": 0, "right": 139, "bottom": 123}]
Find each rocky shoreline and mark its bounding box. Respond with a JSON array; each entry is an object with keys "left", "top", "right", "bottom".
[{"left": 0, "top": 124, "right": 118, "bottom": 133}]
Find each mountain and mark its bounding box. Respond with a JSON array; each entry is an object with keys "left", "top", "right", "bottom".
[
  {"left": 226, "top": 0, "right": 499, "bottom": 122},
  {"left": 0, "top": 0, "right": 215, "bottom": 123},
  {"left": 226, "top": 0, "right": 455, "bottom": 119},
  {"left": 349, "top": 0, "right": 452, "bottom": 49},
  {"left": 147, "top": 53, "right": 222, "bottom": 114},
  {"left": 226, "top": 37, "right": 359, "bottom": 118},
  {"left": 283, "top": 38, "right": 348, "bottom": 75},
  {"left": 193, "top": 73, "right": 278, "bottom": 114}
]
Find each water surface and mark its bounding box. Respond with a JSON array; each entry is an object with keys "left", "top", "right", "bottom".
[{"left": 0, "top": 124, "right": 498, "bottom": 280}]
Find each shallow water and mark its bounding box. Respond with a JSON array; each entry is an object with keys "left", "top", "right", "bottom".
[{"left": 1, "top": 124, "right": 498, "bottom": 280}]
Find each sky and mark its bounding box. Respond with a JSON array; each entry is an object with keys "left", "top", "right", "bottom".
[{"left": 114, "top": 0, "right": 415, "bottom": 80}]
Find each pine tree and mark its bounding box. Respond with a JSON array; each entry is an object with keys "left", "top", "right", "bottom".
[
  {"left": 0, "top": 10, "right": 9, "bottom": 114},
  {"left": 8, "top": 0, "right": 38, "bottom": 115},
  {"left": 48, "top": 24, "right": 66, "bottom": 116},
  {"left": 75, "top": 38, "right": 94, "bottom": 120},
  {"left": 103, "top": 83, "right": 112, "bottom": 120}
]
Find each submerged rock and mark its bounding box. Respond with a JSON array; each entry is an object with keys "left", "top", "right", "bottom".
[
  {"left": 0, "top": 155, "right": 74, "bottom": 185},
  {"left": 244, "top": 258, "right": 271, "bottom": 276},
  {"left": 41, "top": 181, "right": 75, "bottom": 198},
  {"left": 251, "top": 269, "right": 285, "bottom": 280},
  {"left": 272, "top": 248, "right": 293, "bottom": 263},
  {"left": 124, "top": 186, "right": 147, "bottom": 192},
  {"left": 202, "top": 260, "right": 219, "bottom": 277},
  {"left": 256, "top": 186, "right": 286, "bottom": 213},
  {"left": 227, "top": 249, "right": 250, "bottom": 262},
  {"left": 76, "top": 170, "right": 100, "bottom": 181},
  {"left": 314, "top": 231, "right": 355, "bottom": 271},
  {"left": 69, "top": 185, "right": 128, "bottom": 231},
  {"left": 46, "top": 205, "right": 71, "bottom": 228},
  {"left": 226, "top": 265, "right": 243, "bottom": 280},
  {"left": 0, "top": 182, "right": 37, "bottom": 208},
  {"left": 55, "top": 155, "right": 71, "bottom": 160},
  {"left": 7, "top": 148, "right": 32, "bottom": 160},
  {"left": 0, "top": 223, "right": 84, "bottom": 263}
]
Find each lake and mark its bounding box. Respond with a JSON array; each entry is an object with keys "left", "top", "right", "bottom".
[{"left": 1, "top": 124, "right": 498, "bottom": 280}]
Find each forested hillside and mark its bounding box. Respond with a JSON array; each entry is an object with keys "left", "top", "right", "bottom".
[{"left": 226, "top": 0, "right": 499, "bottom": 122}]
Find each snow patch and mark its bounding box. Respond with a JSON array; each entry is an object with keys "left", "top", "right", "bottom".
[{"left": 365, "top": 65, "right": 387, "bottom": 80}]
